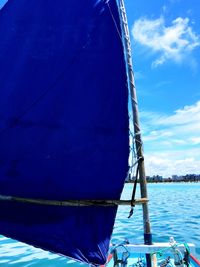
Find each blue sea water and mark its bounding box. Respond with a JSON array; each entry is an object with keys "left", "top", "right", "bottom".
[{"left": 0, "top": 183, "right": 200, "bottom": 266}]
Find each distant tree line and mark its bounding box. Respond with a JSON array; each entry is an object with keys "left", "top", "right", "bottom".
[{"left": 126, "top": 174, "right": 200, "bottom": 183}]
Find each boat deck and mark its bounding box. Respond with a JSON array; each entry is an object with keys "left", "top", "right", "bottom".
[{"left": 104, "top": 243, "right": 200, "bottom": 267}]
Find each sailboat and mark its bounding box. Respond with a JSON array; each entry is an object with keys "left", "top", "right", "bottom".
[{"left": 0, "top": 0, "right": 199, "bottom": 266}]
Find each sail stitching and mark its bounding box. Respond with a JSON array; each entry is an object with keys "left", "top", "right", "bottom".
[
  {"left": 106, "top": 2, "right": 123, "bottom": 41},
  {"left": 0, "top": 37, "right": 91, "bottom": 135}
]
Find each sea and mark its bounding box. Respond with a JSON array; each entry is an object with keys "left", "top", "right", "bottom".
[{"left": 0, "top": 183, "right": 200, "bottom": 266}]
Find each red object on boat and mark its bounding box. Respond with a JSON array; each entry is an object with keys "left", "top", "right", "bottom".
[
  {"left": 190, "top": 254, "right": 200, "bottom": 266},
  {"left": 100, "top": 254, "right": 113, "bottom": 267}
]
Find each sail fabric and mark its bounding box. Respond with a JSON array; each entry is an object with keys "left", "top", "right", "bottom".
[{"left": 0, "top": 0, "right": 129, "bottom": 265}]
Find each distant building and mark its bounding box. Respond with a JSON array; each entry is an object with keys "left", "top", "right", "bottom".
[
  {"left": 182, "top": 174, "right": 200, "bottom": 182},
  {"left": 146, "top": 175, "right": 163, "bottom": 182},
  {"left": 127, "top": 173, "right": 200, "bottom": 183},
  {"left": 171, "top": 174, "right": 200, "bottom": 182},
  {"left": 172, "top": 175, "right": 183, "bottom": 182}
]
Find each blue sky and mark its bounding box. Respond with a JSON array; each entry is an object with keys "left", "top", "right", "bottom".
[
  {"left": 0, "top": 0, "right": 199, "bottom": 177},
  {"left": 0, "top": 0, "right": 6, "bottom": 9},
  {"left": 125, "top": 0, "right": 200, "bottom": 177}
]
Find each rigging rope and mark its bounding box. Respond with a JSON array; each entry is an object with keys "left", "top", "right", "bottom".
[
  {"left": 128, "top": 156, "right": 144, "bottom": 218},
  {"left": 0, "top": 195, "right": 148, "bottom": 207},
  {"left": 150, "top": 242, "right": 191, "bottom": 259}
]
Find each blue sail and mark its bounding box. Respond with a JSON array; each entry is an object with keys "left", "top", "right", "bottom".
[{"left": 0, "top": 0, "right": 129, "bottom": 265}]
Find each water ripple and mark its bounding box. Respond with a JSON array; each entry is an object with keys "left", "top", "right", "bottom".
[{"left": 0, "top": 183, "right": 199, "bottom": 266}]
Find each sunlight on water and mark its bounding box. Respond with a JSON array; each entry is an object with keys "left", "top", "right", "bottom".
[
  {"left": 0, "top": 183, "right": 199, "bottom": 266},
  {"left": 113, "top": 183, "right": 200, "bottom": 257}
]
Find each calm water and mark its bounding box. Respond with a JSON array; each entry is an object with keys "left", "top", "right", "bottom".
[{"left": 0, "top": 183, "right": 200, "bottom": 266}]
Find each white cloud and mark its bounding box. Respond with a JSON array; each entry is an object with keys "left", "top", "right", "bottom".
[
  {"left": 156, "top": 101, "right": 200, "bottom": 125},
  {"left": 134, "top": 71, "right": 145, "bottom": 81},
  {"left": 154, "top": 80, "right": 171, "bottom": 89},
  {"left": 190, "top": 137, "right": 200, "bottom": 145},
  {"left": 132, "top": 16, "right": 200, "bottom": 67},
  {"left": 138, "top": 101, "right": 200, "bottom": 176},
  {"left": 145, "top": 152, "right": 200, "bottom": 177},
  {"left": 141, "top": 101, "right": 200, "bottom": 136},
  {"left": 162, "top": 5, "right": 167, "bottom": 13}
]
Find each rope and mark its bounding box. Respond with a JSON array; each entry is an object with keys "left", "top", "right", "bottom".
[
  {"left": 150, "top": 242, "right": 191, "bottom": 258},
  {"left": 128, "top": 157, "right": 144, "bottom": 218},
  {"left": 0, "top": 194, "right": 148, "bottom": 207}
]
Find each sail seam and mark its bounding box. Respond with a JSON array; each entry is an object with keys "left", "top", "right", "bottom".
[{"left": 106, "top": 2, "right": 123, "bottom": 42}]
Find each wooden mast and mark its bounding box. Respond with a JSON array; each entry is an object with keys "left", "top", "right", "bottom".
[{"left": 118, "top": 0, "right": 152, "bottom": 265}]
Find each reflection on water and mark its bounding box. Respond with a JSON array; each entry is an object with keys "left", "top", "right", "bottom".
[{"left": 0, "top": 183, "right": 199, "bottom": 266}]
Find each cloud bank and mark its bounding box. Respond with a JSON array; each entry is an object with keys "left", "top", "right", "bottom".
[
  {"left": 139, "top": 101, "right": 200, "bottom": 176},
  {"left": 132, "top": 16, "right": 200, "bottom": 67}
]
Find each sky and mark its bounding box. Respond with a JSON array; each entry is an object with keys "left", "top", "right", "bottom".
[
  {"left": 0, "top": 0, "right": 6, "bottom": 9},
  {"left": 0, "top": 0, "right": 199, "bottom": 177},
  {"left": 124, "top": 0, "right": 200, "bottom": 177}
]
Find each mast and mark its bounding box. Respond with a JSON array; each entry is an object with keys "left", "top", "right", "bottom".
[{"left": 118, "top": 0, "right": 152, "bottom": 265}]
